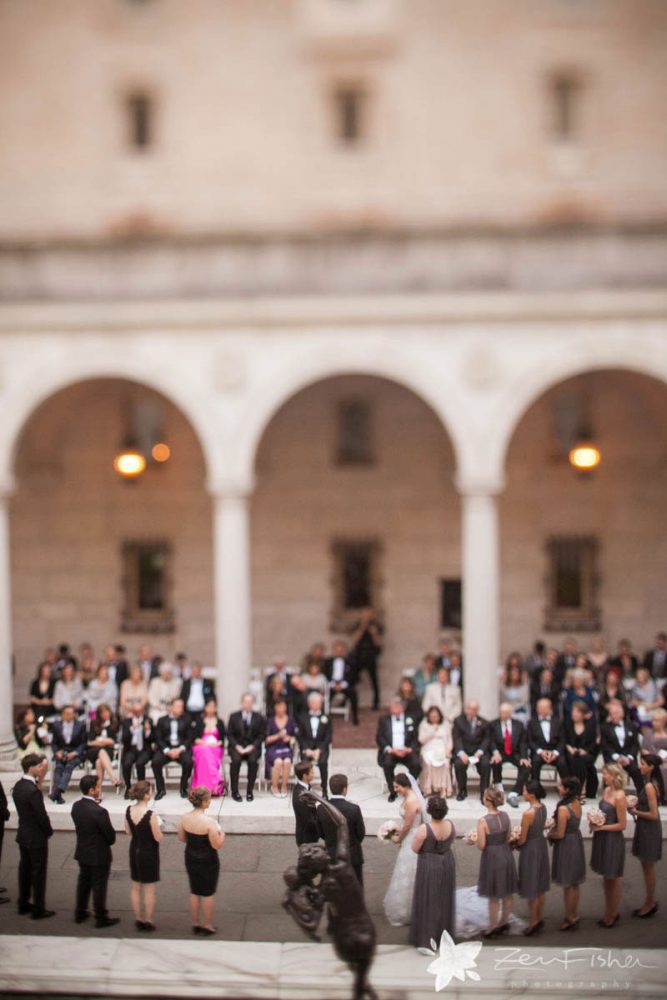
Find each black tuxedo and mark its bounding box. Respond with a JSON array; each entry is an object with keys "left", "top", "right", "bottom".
[
  {"left": 563, "top": 717, "right": 599, "bottom": 798},
  {"left": 555, "top": 653, "right": 577, "bottom": 686},
  {"left": 227, "top": 710, "right": 265, "bottom": 797},
  {"left": 12, "top": 776, "right": 53, "bottom": 915},
  {"left": 324, "top": 656, "right": 358, "bottom": 724},
  {"left": 527, "top": 715, "right": 567, "bottom": 781},
  {"left": 151, "top": 714, "right": 193, "bottom": 794},
  {"left": 452, "top": 714, "right": 491, "bottom": 799},
  {"left": 120, "top": 715, "right": 154, "bottom": 788},
  {"left": 292, "top": 780, "right": 319, "bottom": 846},
  {"left": 375, "top": 713, "right": 420, "bottom": 787},
  {"left": 297, "top": 711, "right": 332, "bottom": 795},
  {"left": 106, "top": 659, "right": 128, "bottom": 689},
  {"left": 51, "top": 719, "right": 87, "bottom": 795},
  {"left": 180, "top": 677, "right": 216, "bottom": 714},
  {"left": 317, "top": 795, "right": 366, "bottom": 886},
  {"left": 71, "top": 797, "right": 116, "bottom": 922},
  {"left": 600, "top": 720, "right": 642, "bottom": 793},
  {"left": 643, "top": 648, "right": 667, "bottom": 680},
  {"left": 530, "top": 676, "right": 562, "bottom": 715},
  {"left": 489, "top": 718, "right": 530, "bottom": 794}
]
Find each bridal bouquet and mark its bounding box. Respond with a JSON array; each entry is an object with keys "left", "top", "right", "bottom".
[
  {"left": 464, "top": 829, "right": 478, "bottom": 846},
  {"left": 625, "top": 795, "right": 638, "bottom": 810},
  {"left": 587, "top": 808, "right": 606, "bottom": 827},
  {"left": 544, "top": 817, "right": 555, "bottom": 837},
  {"left": 377, "top": 820, "right": 400, "bottom": 844},
  {"left": 509, "top": 825, "right": 522, "bottom": 848}
]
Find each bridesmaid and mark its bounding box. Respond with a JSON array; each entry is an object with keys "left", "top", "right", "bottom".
[
  {"left": 589, "top": 762, "right": 627, "bottom": 928},
  {"left": 549, "top": 776, "right": 586, "bottom": 930},
  {"left": 409, "top": 795, "right": 456, "bottom": 949},
  {"left": 476, "top": 787, "right": 518, "bottom": 938},
  {"left": 124, "top": 780, "right": 163, "bottom": 930},
  {"left": 516, "top": 780, "right": 550, "bottom": 936},
  {"left": 629, "top": 753, "right": 663, "bottom": 918}
]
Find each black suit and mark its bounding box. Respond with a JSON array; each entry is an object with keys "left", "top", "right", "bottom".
[
  {"left": 527, "top": 716, "right": 567, "bottom": 781},
  {"left": 292, "top": 780, "right": 319, "bottom": 846},
  {"left": 324, "top": 656, "right": 358, "bottom": 724},
  {"left": 227, "top": 710, "right": 264, "bottom": 797},
  {"left": 180, "top": 677, "right": 216, "bottom": 715},
  {"left": 106, "top": 660, "right": 128, "bottom": 689},
  {"left": 600, "top": 720, "right": 642, "bottom": 793},
  {"left": 51, "top": 719, "right": 87, "bottom": 795},
  {"left": 452, "top": 714, "right": 491, "bottom": 799},
  {"left": 375, "top": 713, "right": 420, "bottom": 788},
  {"left": 563, "top": 717, "right": 599, "bottom": 798},
  {"left": 643, "top": 648, "right": 667, "bottom": 680},
  {"left": 152, "top": 714, "right": 193, "bottom": 794},
  {"left": 71, "top": 797, "right": 116, "bottom": 922},
  {"left": 317, "top": 795, "right": 365, "bottom": 887},
  {"left": 297, "top": 712, "right": 332, "bottom": 795},
  {"left": 489, "top": 718, "right": 530, "bottom": 794},
  {"left": 555, "top": 653, "right": 577, "bottom": 687},
  {"left": 530, "top": 677, "right": 562, "bottom": 716},
  {"left": 120, "top": 716, "right": 154, "bottom": 788},
  {"left": 12, "top": 776, "right": 53, "bottom": 915}
]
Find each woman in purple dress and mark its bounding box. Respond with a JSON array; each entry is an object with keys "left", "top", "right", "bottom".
[
  {"left": 516, "top": 780, "right": 550, "bottom": 936},
  {"left": 476, "top": 787, "right": 518, "bottom": 938},
  {"left": 629, "top": 754, "right": 663, "bottom": 918},
  {"left": 265, "top": 699, "right": 296, "bottom": 797},
  {"left": 548, "top": 776, "right": 586, "bottom": 930},
  {"left": 191, "top": 699, "right": 226, "bottom": 797}
]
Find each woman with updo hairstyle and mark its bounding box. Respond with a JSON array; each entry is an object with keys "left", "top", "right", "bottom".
[
  {"left": 590, "top": 762, "right": 627, "bottom": 928},
  {"left": 124, "top": 779, "right": 163, "bottom": 930},
  {"left": 629, "top": 753, "right": 663, "bottom": 918},
  {"left": 177, "top": 785, "right": 225, "bottom": 935},
  {"left": 549, "top": 776, "right": 586, "bottom": 930},
  {"left": 409, "top": 795, "right": 456, "bottom": 949},
  {"left": 476, "top": 786, "right": 518, "bottom": 937},
  {"left": 516, "top": 780, "right": 549, "bottom": 935}
]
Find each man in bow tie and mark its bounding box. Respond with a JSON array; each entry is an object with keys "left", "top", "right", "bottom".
[
  {"left": 297, "top": 693, "right": 332, "bottom": 798},
  {"left": 452, "top": 700, "right": 491, "bottom": 802},
  {"left": 600, "top": 699, "right": 642, "bottom": 793},
  {"left": 375, "top": 697, "right": 420, "bottom": 801},
  {"left": 527, "top": 697, "right": 567, "bottom": 782},
  {"left": 120, "top": 705, "right": 154, "bottom": 798}
]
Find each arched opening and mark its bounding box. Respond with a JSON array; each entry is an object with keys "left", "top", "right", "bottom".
[
  {"left": 500, "top": 368, "right": 667, "bottom": 658},
  {"left": 251, "top": 373, "right": 459, "bottom": 700},
  {"left": 11, "top": 377, "right": 213, "bottom": 698}
]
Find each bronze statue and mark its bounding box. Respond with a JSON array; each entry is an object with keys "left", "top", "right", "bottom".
[{"left": 283, "top": 791, "right": 377, "bottom": 1000}]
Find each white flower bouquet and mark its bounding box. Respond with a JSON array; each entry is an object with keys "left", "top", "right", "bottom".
[
  {"left": 509, "top": 824, "right": 522, "bottom": 847},
  {"left": 464, "top": 829, "right": 478, "bottom": 846},
  {"left": 377, "top": 820, "right": 400, "bottom": 844},
  {"left": 625, "top": 795, "right": 638, "bottom": 810},
  {"left": 587, "top": 807, "right": 606, "bottom": 827}
]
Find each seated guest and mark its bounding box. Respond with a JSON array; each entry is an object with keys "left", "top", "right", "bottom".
[
  {"left": 524, "top": 640, "right": 546, "bottom": 678},
  {"left": 490, "top": 702, "right": 531, "bottom": 808},
  {"left": 29, "top": 662, "right": 56, "bottom": 719},
  {"left": 598, "top": 670, "right": 629, "bottom": 723},
  {"left": 418, "top": 706, "right": 453, "bottom": 797},
  {"left": 563, "top": 700, "right": 599, "bottom": 799},
  {"left": 103, "top": 644, "right": 128, "bottom": 689},
  {"left": 555, "top": 640, "right": 578, "bottom": 687},
  {"left": 53, "top": 664, "right": 84, "bottom": 715},
  {"left": 448, "top": 651, "right": 463, "bottom": 688},
  {"left": 435, "top": 638, "right": 455, "bottom": 671},
  {"left": 452, "top": 700, "right": 491, "bottom": 802},
  {"left": 265, "top": 657, "right": 298, "bottom": 715},
  {"left": 293, "top": 658, "right": 327, "bottom": 716},
  {"left": 119, "top": 664, "right": 149, "bottom": 718},
  {"left": 227, "top": 693, "right": 264, "bottom": 802},
  {"left": 86, "top": 664, "right": 118, "bottom": 715},
  {"left": 120, "top": 705, "right": 154, "bottom": 798},
  {"left": 607, "top": 638, "right": 639, "bottom": 681},
  {"left": 397, "top": 676, "right": 423, "bottom": 726},
  {"left": 296, "top": 692, "right": 331, "bottom": 797},
  {"left": 292, "top": 761, "right": 319, "bottom": 846},
  {"left": 643, "top": 632, "right": 667, "bottom": 680},
  {"left": 49, "top": 705, "right": 87, "bottom": 803},
  {"left": 630, "top": 666, "right": 662, "bottom": 725},
  {"left": 324, "top": 640, "right": 358, "bottom": 726},
  {"left": 152, "top": 698, "right": 193, "bottom": 801},
  {"left": 588, "top": 636, "right": 610, "bottom": 675},
  {"left": 527, "top": 697, "right": 567, "bottom": 783},
  {"left": 301, "top": 641, "right": 326, "bottom": 674},
  {"left": 422, "top": 666, "right": 462, "bottom": 723},
  {"left": 78, "top": 651, "right": 98, "bottom": 688},
  {"left": 137, "top": 644, "right": 162, "bottom": 685},
  {"left": 412, "top": 653, "right": 436, "bottom": 699},
  {"left": 376, "top": 697, "right": 420, "bottom": 802},
  {"left": 600, "top": 698, "right": 643, "bottom": 794},
  {"left": 148, "top": 662, "right": 181, "bottom": 724},
  {"left": 265, "top": 698, "right": 297, "bottom": 797},
  {"left": 175, "top": 652, "right": 192, "bottom": 680},
  {"left": 498, "top": 656, "right": 530, "bottom": 725},
  {"left": 642, "top": 708, "right": 667, "bottom": 803},
  {"left": 530, "top": 665, "right": 561, "bottom": 716},
  {"left": 562, "top": 667, "right": 597, "bottom": 721},
  {"left": 317, "top": 773, "right": 366, "bottom": 887},
  {"left": 191, "top": 699, "right": 226, "bottom": 797},
  {"left": 181, "top": 662, "right": 215, "bottom": 717},
  {"left": 15, "top": 707, "right": 47, "bottom": 759},
  {"left": 71, "top": 774, "right": 119, "bottom": 929},
  {"left": 85, "top": 704, "right": 121, "bottom": 790}
]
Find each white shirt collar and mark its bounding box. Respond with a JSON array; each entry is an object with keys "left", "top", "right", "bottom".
[{"left": 23, "top": 774, "right": 37, "bottom": 784}]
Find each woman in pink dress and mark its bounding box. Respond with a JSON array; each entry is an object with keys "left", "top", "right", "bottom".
[{"left": 191, "top": 699, "right": 226, "bottom": 796}]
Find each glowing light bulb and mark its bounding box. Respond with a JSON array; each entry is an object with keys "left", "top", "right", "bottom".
[
  {"left": 113, "top": 450, "right": 146, "bottom": 478},
  {"left": 151, "top": 442, "right": 171, "bottom": 463},
  {"left": 568, "top": 444, "right": 601, "bottom": 471}
]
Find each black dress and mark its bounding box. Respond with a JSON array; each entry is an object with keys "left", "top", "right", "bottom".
[
  {"left": 185, "top": 831, "right": 220, "bottom": 897},
  {"left": 126, "top": 806, "right": 160, "bottom": 884},
  {"left": 631, "top": 784, "right": 662, "bottom": 865},
  {"left": 86, "top": 723, "right": 118, "bottom": 764},
  {"left": 409, "top": 823, "right": 456, "bottom": 949}
]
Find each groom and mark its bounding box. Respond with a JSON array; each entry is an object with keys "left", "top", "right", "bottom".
[{"left": 376, "top": 697, "right": 420, "bottom": 802}]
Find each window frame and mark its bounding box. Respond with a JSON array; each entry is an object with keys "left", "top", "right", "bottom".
[
  {"left": 329, "top": 538, "right": 382, "bottom": 632},
  {"left": 544, "top": 534, "right": 600, "bottom": 632},
  {"left": 121, "top": 539, "right": 175, "bottom": 634}
]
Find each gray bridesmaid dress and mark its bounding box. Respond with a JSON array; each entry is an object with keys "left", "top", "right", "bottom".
[
  {"left": 518, "top": 803, "right": 550, "bottom": 898},
  {"left": 631, "top": 784, "right": 662, "bottom": 864},
  {"left": 590, "top": 797, "right": 625, "bottom": 878},
  {"left": 409, "top": 822, "right": 457, "bottom": 949},
  {"left": 477, "top": 811, "right": 518, "bottom": 899},
  {"left": 551, "top": 804, "right": 586, "bottom": 887}
]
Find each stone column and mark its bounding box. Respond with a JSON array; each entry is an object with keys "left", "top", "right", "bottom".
[
  {"left": 458, "top": 478, "right": 503, "bottom": 721},
  {"left": 0, "top": 486, "right": 17, "bottom": 768},
  {"left": 211, "top": 485, "right": 253, "bottom": 722}
]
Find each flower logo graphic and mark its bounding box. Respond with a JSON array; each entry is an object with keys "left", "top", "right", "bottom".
[{"left": 421, "top": 930, "right": 482, "bottom": 991}]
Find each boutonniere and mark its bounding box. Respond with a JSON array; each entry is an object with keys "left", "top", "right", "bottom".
[
  {"left": 406, "top": 718, "right": 414, "bottom": 727},
  {"left": 320, "top": 715, "right": 328, "bottom": 724}
]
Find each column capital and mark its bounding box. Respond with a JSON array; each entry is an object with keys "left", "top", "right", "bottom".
[
  {"left": 455, "top": 472, "right": 505, "bottom": 498},
  {"left": 207, "top": 475, "right": 256, "bottom": 501}
]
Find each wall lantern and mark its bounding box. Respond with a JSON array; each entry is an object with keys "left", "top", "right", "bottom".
[
  {"left": 113, "top": 448, "right": 146, "bottom": 479},
  {"left": 568, "top": 441, "right": 601, "bottom": 472}
]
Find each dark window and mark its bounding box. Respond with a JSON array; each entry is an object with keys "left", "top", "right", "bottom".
[
  {"left": 550, "top": 74, "right": 581, "bottom": 141},
  {"left": 545, "top": 535, "right": 599, "bottom": 631},
  {"left": 122, "top": 540, "right": 174, "bottom": 632},
  {"left": 337, "top": 399, "right": 373, "bottom": 465},
  {"left": 440, "top": 578, "right": 462, "bottom": 630},
  {"left": 329, "top": 539, "right": 381, "bottom": 631},
  {"left": 126, "top": 92, "right": 153, "bottom": 150},
  {"left": 341, "top": 545, "right": 372, "bottom": 609},
  {"left": 137, "top": 545, "right": 167, "bottom": 610},
  {"left": 333, "top": 86, "right": 365, "bottom": 144}
]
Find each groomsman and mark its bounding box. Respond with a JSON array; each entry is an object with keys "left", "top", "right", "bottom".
[
  {"left": 12, "top": 753, "right": 54, "bottom": 919},
  {"left": 151, "top": 698, "right": 193, "bottom": 800},
  {"left": 227, "top": 693, "right": 265, "bottom": 802},
  {"left": 71, "top": 775, "right": 118, "bottom": 928},
  {"left": 324, "top": 641, "right": 358, "bottom": 725},
  {"left": 376, "top": 697, "right": 420, "bottom": 801},
  {"left": 120, "top": 705, "right": 154, "bottom": 797},
  {"left": 292, "top": 762, "right": 319, "bottom": 846},
  {"left": 50, "top": 705, "right": 87, "bottom": 803},
  {"left": 297, "top": 692, "right": 332, "bottom": 797},
  {"left": 317, "top": 773, "right": 366, "bottom": 888},
  {"left": 527, "top": 698, "right": 567, "bottom": 782},
  {"left": 600, "top": 699, "right": 643, "bottom": 794},
  {"left": 489, "top": 703, "right": 531, "bottom": 807},
  {"left": 453, "top": 700, "right": 491, "bottom": 802}
]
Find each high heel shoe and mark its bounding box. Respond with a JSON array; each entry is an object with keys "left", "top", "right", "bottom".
[
  {"left": 633, "top": 903, "right": 658, "bottom": 919},
  {"left": 560, "top": 918, "right": 579, "bottom": 931},
  {"left": 496, "top": 922, "right": 510, "bottom": 935},
  {"left": 597, "top": 914, "right": 619, "bottom": 928},
  {"left": 522, "top": 924, "right": 539, "bottom": 937}
]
